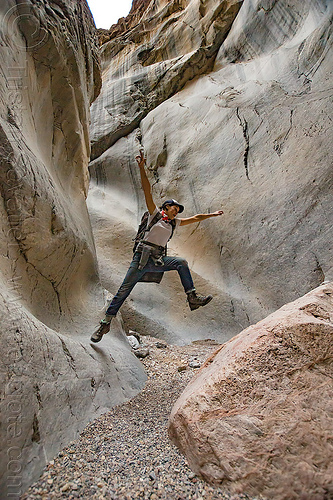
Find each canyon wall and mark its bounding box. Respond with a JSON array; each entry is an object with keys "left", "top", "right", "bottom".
[
  {"left": 0, "top": 1, "right": 146, "bottom": 495},
  {"left": 2, "top": 0, "right": 332, "bottom": 494},
  {"left": 88, "top": 0, "right": 333, "bottom": 343}
]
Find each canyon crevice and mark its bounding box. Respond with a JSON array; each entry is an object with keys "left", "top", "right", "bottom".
[{"left": 88, "top": 0, "right": 333, "bottom": 344}]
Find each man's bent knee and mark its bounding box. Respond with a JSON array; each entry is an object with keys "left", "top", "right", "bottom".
[{"left": 176, "top": 257, "right": 189, "bottom": 268}]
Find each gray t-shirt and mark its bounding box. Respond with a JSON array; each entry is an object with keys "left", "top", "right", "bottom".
[{"left": 143, "top": 208, "right": 181, "bottom": 247}]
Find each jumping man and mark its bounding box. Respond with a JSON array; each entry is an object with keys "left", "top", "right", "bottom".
[{"left": 91, "top": 151, "right": 223, "bottom": 342}]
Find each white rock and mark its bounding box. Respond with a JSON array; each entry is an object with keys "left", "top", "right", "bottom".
[
  {"left": 127, "top": 335, "right": 140, "bottom": 350},
  {"left": 188, "top": 359, "right": 201, "bottom": 369}
]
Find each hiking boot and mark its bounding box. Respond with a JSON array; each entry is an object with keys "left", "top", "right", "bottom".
[
  {"left": 187, "top": 291, "right": 213, "bottom": 311},
  {"left": 90, "top": 319, "right": 112, "bottom": 343}
]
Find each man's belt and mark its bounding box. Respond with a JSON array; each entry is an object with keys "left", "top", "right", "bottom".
[{"left": 139, "top": 240, "right": 165, "bottom": 253}]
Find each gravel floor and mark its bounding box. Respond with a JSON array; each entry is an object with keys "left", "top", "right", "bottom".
[{"left": 21, "top": 335, "right": 264, "bottom": 500}]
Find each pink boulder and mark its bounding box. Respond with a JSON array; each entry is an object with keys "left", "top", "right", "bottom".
[{"left": 169, "top": 283, "right": 333, "bottom": 500}]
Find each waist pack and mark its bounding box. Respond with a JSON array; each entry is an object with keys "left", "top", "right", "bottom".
[{"left": 136, "top": 242, "right": 165, "bottom": 284}]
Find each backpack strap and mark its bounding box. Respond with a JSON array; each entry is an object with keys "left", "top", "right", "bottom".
[
  {"left": 146, "top": 211, "right": 163, "bottom": 233},
  {"left": 169, "top": 219, "right": 176, "bottom": 240},
  {"left": 147, "top": 212, "right": 176, "bottom": 242},
  {"left": 133, "top": 211, "right": 163, "bottom": 253},
  {"left": 133, "top": 210, "right": 177, "bottom": 253}
]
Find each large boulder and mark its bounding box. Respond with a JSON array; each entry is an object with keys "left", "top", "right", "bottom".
[
  {"left": 88, "top": 0, "right": 333, "bottom": 343},
  {"left": 0, "top": 0, "right": 146, "bottom": 495},
  {"left": 168, "top": 282, "right": 333, "bottom": 499}
]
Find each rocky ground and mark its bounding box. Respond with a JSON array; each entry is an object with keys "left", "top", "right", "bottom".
[{"left": 21, "top": 334, "right": 265, "bottom": 500}]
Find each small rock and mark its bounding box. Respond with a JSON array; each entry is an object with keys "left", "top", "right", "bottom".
[
  {"left": 149, "top": 471, "right": 156, "bottom": 481},
  {"left": 134, "top": 347, "right": 150, "bottom": 359},
  {"left": 155, "top": 341, "right": 167, "bottom": 349},
  {"left": 128, "top": 330, "right": 141, "bottom": 342},
  {"left": 60, "top": 482, "right": 71, "bottom": 492},
  {"left": 189, "top": 359, "right": 201, "bottom": 368},
  {"left": 177, "top": 365, "right": 187, "bottom": 372},
  {"left": 127, "top": 335, "right": 140, "bottom": 350}
]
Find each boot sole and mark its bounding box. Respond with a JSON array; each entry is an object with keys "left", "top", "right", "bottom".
[{"left": 90, "top": 336, "right": 103, "bottom": 343}]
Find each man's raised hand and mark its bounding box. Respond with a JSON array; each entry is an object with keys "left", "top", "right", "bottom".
[
  {"left": 135, "top": 150, "right": 146, "bottom": 169},
  {"left": 136, "top": 150, "right": 156, "bottom": 214}
]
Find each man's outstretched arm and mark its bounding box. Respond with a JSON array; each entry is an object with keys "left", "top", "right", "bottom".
[
  {"left": 179, "top": 210, "right": 223, "bottom": 226},
  {"left": 136, "top": 150, "right": 156, "bottom": 215}
]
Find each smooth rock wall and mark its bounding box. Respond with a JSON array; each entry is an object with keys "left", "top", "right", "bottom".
[
  {"left": 88, "top": 0, "right": 333, "bottom": 343},
  {"left": 0, "top": 1, "right": 146, "bottom": 495}
]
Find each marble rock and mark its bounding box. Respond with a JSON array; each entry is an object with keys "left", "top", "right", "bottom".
[
  {"left": 168, "top": 282, "right": 333, "bottom": 499},
  {"left": 88, "top": 0, "right": 333, "bottom": 343},
  {"left": 0, "top": 0, "right": 146, "bottom": 495}
]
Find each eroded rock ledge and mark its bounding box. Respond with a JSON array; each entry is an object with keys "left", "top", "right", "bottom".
[{"left": 90, "top": 0, "right": 243, "bottom": 161}]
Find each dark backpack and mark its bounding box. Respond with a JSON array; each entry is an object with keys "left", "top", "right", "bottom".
[{"left": 133, "top": 210, "right": 176, "bottom": 253}]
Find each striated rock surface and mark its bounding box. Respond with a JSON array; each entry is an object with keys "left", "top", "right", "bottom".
[
  {"left": 90, "top": 0, "right": 243, "bottom": 160},
  {"left": 97, "top": 0, "right": 152, "bottom": 45},
  {"left": 88, "top": 0, "right": 333, "bottom": 343},
  {"left": 0, "top": 0, "right": 145, "bottom": 495},
  {"left": 168, "top": 282, "right": 333, "bottom": 499}
]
